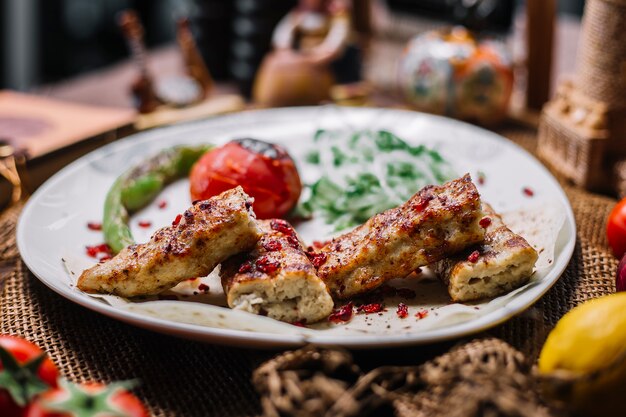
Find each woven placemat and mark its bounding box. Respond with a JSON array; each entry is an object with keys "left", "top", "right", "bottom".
[
  {"left": 0, "top": 125, "right": 617, "bottom": 416},
  {"left": 0, "top": 202, "right": 269, "bottom": 417}
]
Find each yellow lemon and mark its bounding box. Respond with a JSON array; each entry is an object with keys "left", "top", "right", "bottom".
[{"left": 538, "top": 292, "right": 626, "bottom": 417}]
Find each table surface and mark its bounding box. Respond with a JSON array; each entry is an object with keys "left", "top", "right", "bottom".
[{"left": 33, "top": 14, "right": 582, "bottom": 109}]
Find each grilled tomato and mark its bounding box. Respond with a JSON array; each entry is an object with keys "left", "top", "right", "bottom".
[{"left": 189, "top": 138, "right": 302, "bottom": 219}]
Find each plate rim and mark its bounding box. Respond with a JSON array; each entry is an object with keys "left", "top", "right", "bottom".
[{"left": 16, "top": 106, "right": 577, "bottom": 348}]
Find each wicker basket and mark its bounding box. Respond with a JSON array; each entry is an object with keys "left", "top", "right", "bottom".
[{"left": 538, "top": 0, "right": 626, "bottom": 194}]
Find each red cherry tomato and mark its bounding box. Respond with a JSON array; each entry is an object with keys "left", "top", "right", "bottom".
[
  {"left": 189, "top": 138, "right": 302, "bottom": 219},
  {"left": 0, "top": 335, "right": 59, "bottom": 417},
  {"left": 26, "top": 382, "right": 149, "bottom": 417},
  {"left": 607, "top": 198, "right": 626, "bottom": 258}
]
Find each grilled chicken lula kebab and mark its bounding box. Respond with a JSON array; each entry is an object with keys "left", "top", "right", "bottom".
[
  {"left": 313, "top": 174, "right": 486, "bottom": 299},
  {"left": 220, "top": 219, "right": 333, "bottom": 323},
  {"left": 78, "top": 135, "right": 539, "bottom": 324},
  {"left": 78, "top": 187, "right": 261, "bottom": 297},
  {"left": 433, "top": 203, "right": 538, "bottom": 302}
]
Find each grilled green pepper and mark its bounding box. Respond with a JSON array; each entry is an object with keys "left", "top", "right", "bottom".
[{"left": 103, "top": 144, "right": 213, "bottom": 253}]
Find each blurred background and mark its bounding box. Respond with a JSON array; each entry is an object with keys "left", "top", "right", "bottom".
[
  {"left": 0, "top": 0, "right": 594, "bottom": 207},
  {"left": 0, "top": 0, "right": 585, "bottom": 93}
]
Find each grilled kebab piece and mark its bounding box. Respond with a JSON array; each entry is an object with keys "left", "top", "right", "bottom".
[
  {"left": 432, "top": 203, "right": 538, "bottom": 302},
  {"left": 78, "top": 187, "right": 261, "bottom": 297},
  {"left": 221, "top": 219, "right": 334, "bottom": 323},
  {"left": 316, "top": 174, "right": 486, "bottom": 299}
]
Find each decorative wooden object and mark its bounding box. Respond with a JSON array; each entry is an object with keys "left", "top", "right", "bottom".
[
  {"left": 0, "top": 142, "right": 27, "bottom": 206},
  {"left": 537, "top": 0, "right": 626, "bottom": 194},
  {"left": 525, "top": 0, "right": 556, "bottom": 111},
  {"left": 135, "top": 94, "right": 245, "bottom": 131},
  {"left": 118, "top": 10, "right": 160, "bottom": 114},
  {"left": 176, "top": 17, "right": 214, "bottom": 95}
]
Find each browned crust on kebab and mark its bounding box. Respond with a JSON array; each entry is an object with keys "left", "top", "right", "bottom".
[
  {"left": 316, "top": 174, "right": 486, "bottom": 299},
  {"left": 433, "top": 203, "right": 538, "bottom": 302},
  {"left": 78, "top": 187, "right": 261, "bottom": 297},
  {"left": 221, "top": 219, "right": 333, "bottom": 323}
]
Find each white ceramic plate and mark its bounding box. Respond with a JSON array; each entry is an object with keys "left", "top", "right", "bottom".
[{"left": 17, "top": 107, "right": 575, "bottom": 348}]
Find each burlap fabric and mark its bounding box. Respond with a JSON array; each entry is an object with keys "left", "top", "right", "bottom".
[
  {"left": 0, "top": 125, "right": 617, "bottom": 416},
  {"left": 576, "top": 0, "right": 626, "bottom": 109}
]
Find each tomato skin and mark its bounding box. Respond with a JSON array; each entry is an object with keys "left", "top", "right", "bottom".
[
  {"left": 189, "top": 139, "right": 302, "bottom": 219},
  {"left": 0, "top": 391, "right": 23, "bottom": 417},
  {"left": 0, "top": 335, "right": 59, "bottom": 417},
  {"left": 25, "top": 382, "right": 149, "bottom": 417},
  {"left": 607, "top": 198, "right": 626, "bottom": 258},
  {"left": 0, "top": 336, "right": 59, "bottom": 388}
]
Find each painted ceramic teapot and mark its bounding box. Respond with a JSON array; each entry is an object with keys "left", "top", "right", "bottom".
[{"left": 398, "top": 27, "right": 513, "bottom": 125}]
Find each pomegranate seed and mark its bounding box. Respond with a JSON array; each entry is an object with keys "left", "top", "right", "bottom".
[
  {"left": 172, "top": 214, "right": 182, "bottom": 226},
  {"left": 270, "top": 219, "right": 295, "bottom": 236},
  {"left": 286, "top": 235, "right": 300, "bottom": 249},
  {"left": 158, "top": 200, "right": 167, "bottom": 209},
  {"left": 85, "top": 243, "right": 112, "bottom": 259},
  {"left": 98, "top": 255, "right": 112, "bottom": 263},
  {"left": 238, "top": 262, "right": 253, "bottom": 274},
  {"left": 306, "top": 251, "right": 328, "bottom": 268},
  {"left": 292, "top": 320, "right": 307, "bottom": 327},
  {"left": 415, "top": 309, "right": 429, "bottom": 319},
  {"left": 256, "top": 256, "right": 280, "bottom": 274},
  {"left": 467, "top": 250, "right": 480, "bottom": 263},
  {"left": 96, "top": 243, "right": 110, "bottom": 252},
  {"left": 477, "top": 171, "right": 486, "bottom": 185},
  {"left": 413, "top": 194, "right": 434, "bottom": 211},
  {"left": 263, "top": 240, "right": 282, "bottom": 252},
  {"left": 397, "top": 303, "right": 409, "bottom": 318},
  {"left": 479, "top": 217, "right": 492, "bottom": 228},
  {"left": 87, "top": 222, "right": 102, "bottom": 231},
  {"left": 138, "top": 220, "right": 152, "bottom": 228},
  {"left": 329, "top": 302, "right": 354, "bottom": 323},
  {"left": 357, "top": 303, "right": 383, "bottom": 314},
  {"left": 523, "top": 187, "right": 534, "bottom": 197},
  {"left": 198, "top": 283, "right": 210, "bottom": 293},
  {"left": 312, "top": 240, "right": 330, "bottom": 249}
]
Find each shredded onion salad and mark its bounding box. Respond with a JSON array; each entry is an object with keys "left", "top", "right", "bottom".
[{"left": 296, "top": 129, "right": 456, "bottom": 231}]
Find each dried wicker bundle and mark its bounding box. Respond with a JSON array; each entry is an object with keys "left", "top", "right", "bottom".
[
  {"left": 252, "top": 346, "right": 362, "bottom": 417},
  {"left": 0, "top": 202, "right": 23, "bottom": 295},
  {"left": 253, "top": 338, "right": 561, "bottom": 417},
  {"left": 0, "top": 201, "right": 22, "bottom": 261},
  {"left": 391, "top": 338, "right": 556, "bottom": 417}
]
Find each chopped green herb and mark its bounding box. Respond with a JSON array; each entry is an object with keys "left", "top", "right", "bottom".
[
  {"left": 331, "top": 146, "right": 348, "bottom": 167},
  {"left": 375, "top": 130, "right": 408, "bottom": 152},
  {"left": 306, "top": 150, "right": 320, "bottom": 164},
  {"left": 408, "top": 145, "right": 425, "bottom": 156},
  {"left": 313, "top": 129, "right": 327, "bottom": 142},
  {"left": 297, "top": 130, "right": 456, "bottom": 231}
]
